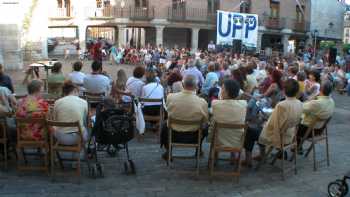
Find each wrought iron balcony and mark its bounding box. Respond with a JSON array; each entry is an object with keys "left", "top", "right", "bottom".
[
  {"left": 167, "top": 7, "right": 216, "bottom": 24},
  {"left": 49, "top": 8, "right": 74, "bottom": 19}
]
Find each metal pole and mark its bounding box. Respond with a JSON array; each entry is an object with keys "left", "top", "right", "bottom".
[{"left": 313, "top": 33, "right": 317, "bottom": 59}]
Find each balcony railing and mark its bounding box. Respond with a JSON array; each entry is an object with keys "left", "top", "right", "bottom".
[
  {"left": 86, "top": 6, "right": 154, "bottom": 20},
  {"left": 49, "top": 8, "right": 74, "bottom": 19},
  {"left": 167, "top": 7, "right": 216, "bottom": 24},
  {"left": 129, "top": 7, "right": 154, "bottom": 20},
  {"left": 261, "top": 16, "right": 284, "bottom": 30},
  {"left": 260, "top": 16, "right": 310, "bottom": 32}
]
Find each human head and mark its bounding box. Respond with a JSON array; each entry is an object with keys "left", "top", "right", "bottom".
[
  {"left": 73, "top": 61, "right": 83, "bottom": 72},
  {"left": 221, "top": 79, "right": 240, "bottom": 99},
  {"left": 288, "top": 66, "right": 298, "bottom": 76},
  {"left": 133, "top": 66, "right": 145, "bottom": 79},
  {"left": 308, "top": 70, "right": 321, "bottom": 83},
  {"left": 320, "top": 80, "right": 333, "bottom": 96},
  {"left": 182, "top": 74, "right": 197, "bottom": 91},
  {"left": 27, "top": 80, "right": 43, "bottom": 95},
  {"left": 0, "top": 63, "right": 3, "bottom": 75},
  {"left": 207, "top": 62, "right": 215, "bottom": 72},
  {"left": 91, "top": 61, "right": 102, "bottom": 73},
  {"left": 62, "top": 80, "right": 77, "bottom": 96},
  {"left": 297, "top": 71, "right": 306, "bottom": 82},
  {"left": 283, "top": 79, "right": 299, "bottom": 98},
  {"left": 52, "top": 62, "right": 62, "bottom": 74}
]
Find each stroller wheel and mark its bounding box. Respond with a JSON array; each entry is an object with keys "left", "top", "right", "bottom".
[
  {"left": 328, "top": 180, "right": 348, "bottom": 197},
  {"left": 97, "top": 163, "right": 104, "bottom": 178},
  {"left": 123, "top": 161, "right": 129, "bottom": 174},
  {"left": 128, "top": 160, "right": 136, "bottom": 175}
]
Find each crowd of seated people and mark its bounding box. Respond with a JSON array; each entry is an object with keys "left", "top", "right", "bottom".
[{"left": 0, "top": 43, "right": 346, "bottom": 177}]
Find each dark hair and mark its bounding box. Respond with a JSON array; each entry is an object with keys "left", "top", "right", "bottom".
[
  {"left": 283, "top": 79, "right": 299, "bottom": 97},
  {"left": 288, "top": 66, "right": 298, "bottom": 75},
  {"left": 223, "top": 79, "right": 240, "bottom": 99},
  {"left": 246, "top": 62, "right": 256, "bottom": 75},
  {"left": 62, "top": 80, "right": 77, "bottom": 96},
  {"left": 231, "top": 69, "right": 245, "bottom": 90},
  {"left": 271, "top": 69, "right": 283, "bottom": 89},
  {"left": 207, "top": 62, "right": 215, "bottom": 72},
  {"left": 73, "top": 61, "right": 83, "bottom": 71},
  {"left": 91, "top": 61, "right": 102, "bottom": 72},
  {"left": 297, "top": 71, "right": 306, "bottom": 81},
  {"left": 133, "top": 66, "right": 145, "bottom": 78},
  {"left": 309, "top": 70, "right": 321, "bottom": 83},
  {"left": 321, "top": 80, "right": 333, "bottom": 96},
  {"left": 52, "top": 62, "right": 62, "bottom": 73},
  {"left": 27, "top": 80, "right": 42, "bottom": 94}
]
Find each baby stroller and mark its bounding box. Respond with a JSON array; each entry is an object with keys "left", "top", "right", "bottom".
[
  {"left": 328, "top": 172, "right": 350, "bottom": 197},
  {"left": 86, "top": 99, "right": 136, "bottom": 178}
]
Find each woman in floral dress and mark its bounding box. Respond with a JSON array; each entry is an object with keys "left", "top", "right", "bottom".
[{"left": 16, "top": 80, "right": 49, "bottom": 140}]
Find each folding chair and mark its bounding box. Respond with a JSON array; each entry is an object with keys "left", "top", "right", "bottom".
[
  {"left": 83, "top": 92, "right": 105, "bottom": 128},
  {"left": 256, "top": 123, "right": 299, "bottom": 180},
  {"left": 48, "top": 82, "right": 63, "bottom": 97},
  {"left": 47, "top": 120, "right": 84, "bottom": 182},
  {"left": 208, "top": 122, "right": 247, "bottom": 182},
  {"left": 167, "top": 118, "right": 203, "bottom": 176},
  {"left": 0, "top": 118, "right": 7, "bottom": 170},
  {"left": 0, "top": 112, "right": 14, "bottom": 170},
  {"left": 301, "top": 117, "right": 332, "bottom": 171},
  {"left": 16, "top": 117, "right": 50, "bottom": 174},
  {"left": 139, "top": 98, "right": 164, "bottom": 135}
]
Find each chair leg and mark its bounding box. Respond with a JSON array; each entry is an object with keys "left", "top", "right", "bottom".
[
  {"left": 294, "top": 144, "right": 297, "bottom": 175},
  {"left": 196, "top": 146, "right": 200, "bottom": 177},
  {"left": 312, "top": 142, "right": 317, "bottom": 171},
  {"left": 236, "top": 152, "right": 242, "bottom": 184},
  {"left": 304, "top": 143, "right": 313, "bottom": 158},
  {"left": 77, "top": 150, "right": 81, "bottom": 184},
  {"left": 50, "top": 148, "right": 55, "bottom": 181},
  {"left": 209, "top": 148, "right": 215, "bottom": 181},
  {"left": 281, "top": 150, "right": 285, "bottom": 180},
  {"left": 256, "top": 146, "right": 273, "bottom": 170},
  {"left": 325, "top": 136, "right": 330, "bottom": 167},
  {"left": 3, "top": 141, "right": 7, "bottom": 170}
]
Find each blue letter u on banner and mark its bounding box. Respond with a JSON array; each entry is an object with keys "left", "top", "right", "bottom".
[{"left": 218, "top": 12, "right": 231, "bottom": 37}]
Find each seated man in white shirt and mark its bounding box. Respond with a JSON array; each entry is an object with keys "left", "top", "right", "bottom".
[
  {"left": 68, "top": 61, "right": 86, "bottom": 85},
  {"left": 53, "top": 81, "right": 88, "bottom": 145},
  {"left": 141, "top": 68, "right": 164, "bottom": 116},
  {"left": 83, "top": 61, "right": 111, "bottom": 96},
  {"left": 68, "top": 61, "right": 86, "bottom": 94}
]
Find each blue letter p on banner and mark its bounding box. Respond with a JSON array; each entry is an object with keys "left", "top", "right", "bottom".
[{"left": 216, "top": 10, "right": 258, "bottom": 48}]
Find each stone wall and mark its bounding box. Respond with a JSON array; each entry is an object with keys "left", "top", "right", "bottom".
[{"left": 0, "top": 24, "right": 22, "bottom": 70}]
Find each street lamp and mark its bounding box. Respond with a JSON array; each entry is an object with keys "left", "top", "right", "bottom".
[{"left": 312, "top": 29, "right": 319, "bottom": 59}]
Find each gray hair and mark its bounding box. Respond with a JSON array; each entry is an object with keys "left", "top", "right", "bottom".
[
  {"left": 183, "top": 75, "right": 197, "bottom": 90},
  {"left": 27, "top": 80, "right": 43, "bottom": 95}
]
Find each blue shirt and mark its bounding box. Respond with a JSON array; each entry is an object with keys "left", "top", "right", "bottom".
[
  {"left": 182, "top": 67, "right": 204, "bottom": 87},
  {"left": 202, "top": 72, "right": 219, "bottom": 95}
]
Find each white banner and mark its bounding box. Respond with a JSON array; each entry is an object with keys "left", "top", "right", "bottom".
[{"left": 216, "top": 10, "right": 259, "bottom": 48}]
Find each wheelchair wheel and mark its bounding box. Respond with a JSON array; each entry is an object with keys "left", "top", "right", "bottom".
[
  {"left": 328, "top": 180, "right": 348, "bottom": 197},
  {"left": 96, "top": 163, "right": 104, "bottom": 178},
  {"left": 128, "top": 160, "right": 136, "bottom": 175}
]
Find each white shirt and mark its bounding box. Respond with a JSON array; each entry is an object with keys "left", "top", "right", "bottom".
[
  {"left": 141, "top": 82, "right": 164, "bottom": 106},
  {"left": 126, "top": 77, "right": 145, "bottom": 98},
  {"left": 68, "top": 71, "right": 86, "bottom": 85},
  {"left": 83, "top": 74, "right": 111, "bottom": 96},
  {"left": 54, "top": 95, "right": 88, "bottom": 132}
]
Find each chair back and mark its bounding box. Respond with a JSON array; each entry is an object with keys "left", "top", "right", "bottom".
[
  {"left": 139, "top": 98, "right": 164, "bottom": 120},
  {"left": 213, "top": 122, "right": 247, "bottom": 149},
  {"left": 168, "top": 117, "right": 202, "bottom": 132},
  {"left": 306, "top": 117, "right": 332, "bottom": 137},
  {"left": 48, "top": 82, "right": 63, "bottom": 96},
  {"left": 83, "top": 92, "right": 105, "bottom": 104},
  {"left": 16, "top": 117, "right": 48, "bottom": 141},
  {"left": 46, "top": 120, "right": 83, "bottom": 145},
  {"left": 279, "top": 121, "right": 300, "bottom": 148}
]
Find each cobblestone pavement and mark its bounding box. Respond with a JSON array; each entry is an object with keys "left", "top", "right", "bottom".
[{"left": 1, "top": 57, "right": 350, "bottom": 197}]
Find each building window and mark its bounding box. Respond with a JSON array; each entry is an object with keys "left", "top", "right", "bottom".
[
  {"left": 96, "top": 0, "right": 102, "bottom": 8},
  {"left": 270, "top": 0, "right": 279, "bottom": 18},
  {"left": 207, "top": 0, "right": 219, "bottom": 13},
  {"left": 296, "top": 5, "right": 304, "bottom": 23},
  {"left": 240, "top": 0, "right": 250, "bottom": 13},
  {"left": 135, "top": 0, "right": 148, "bottom": 8},
  {"left": 172, "top": 0, "right": 186, "bottom": 9}
]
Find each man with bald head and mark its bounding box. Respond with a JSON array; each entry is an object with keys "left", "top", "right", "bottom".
[{"left": 161, "top": 74, "right": 208, "bottom": 159}]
